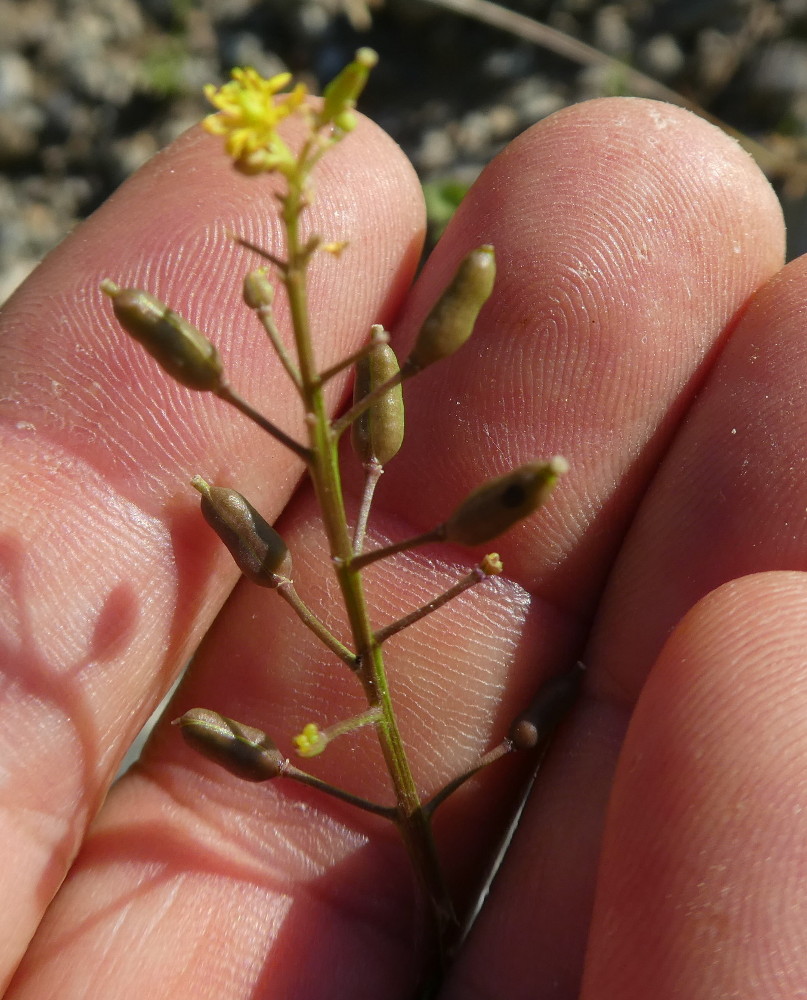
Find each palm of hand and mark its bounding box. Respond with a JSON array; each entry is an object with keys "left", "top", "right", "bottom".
[{"left": 0, "top": 96, "right": 803, "bottom": 999}]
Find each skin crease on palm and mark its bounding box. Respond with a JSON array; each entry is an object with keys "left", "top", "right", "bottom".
[{"left": 0, "top": 89, "right": 805, "bottom": 1000}]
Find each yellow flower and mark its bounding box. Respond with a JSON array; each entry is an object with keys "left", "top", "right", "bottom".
[
  {"left": 203, "top": 67, "right": 308, "bottom": 175},
  {"left": 293, "top": 722, "right": 327, "bottom": 758}
]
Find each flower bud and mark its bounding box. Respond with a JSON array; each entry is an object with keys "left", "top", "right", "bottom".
[
  {"left": 508, "top": 662, "right": 585, "bottom": 751},
  {"left": 351, "top": 341, "right": 405, "bottom": 466},
  {"left": 293, "top": 722, "right": 328, "bottom": 758},
  {"left": 243, "top": 269, "right": 275, "bottom": 309},
  {"left": 319, "top": 48, "right": 378, "bottom": 128},
  {"left": 100, "top": 280, "right": 224, "bottom": 391},
  {"left": 443, "top": 456, "right": 567, "bottom": 547},
  {"left": 192, "top": 477, "right": 291, "bottom": 585},
  {"left": 405, "top": 245, "right": 496, "bottom": 372},
  {"left": 174, "top": 708, "right": 286, "bottom": 782},
  {"left": 480, "top": 552, "right": 503, "bottom": 576}
]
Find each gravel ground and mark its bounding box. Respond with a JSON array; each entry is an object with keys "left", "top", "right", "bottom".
[{"left": 3, "top": 0, "right": 807, "bottom": 303}]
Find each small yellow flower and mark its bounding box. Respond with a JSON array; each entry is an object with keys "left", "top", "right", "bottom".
[
  {"left": 320, "top": 240, "right": 349, "bottom": 257},
  {"left": 203, "top": 67, "right": 308, "bottom": 175},
  {"left": 293, "top": 722, "right": 328, "bottom": 758}
]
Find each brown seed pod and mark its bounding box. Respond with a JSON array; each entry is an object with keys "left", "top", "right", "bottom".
[
  {"left": 175, "top": 708, "right": 286, "bottom": 782},
  {"left": 100, "top": 280, "right": 224, "bottom": 391},
  {"left": 192, "top": 477, "right": 291, "bottom": 586},
  {"left": 351, "top": 342, "right": 405, "bottom": 466},
  {"left": 509, "top": 662, "right": 585, "bottom": 751},
  {"left": 443, "top": 456, "right": 568, "bottom": 547},
  {"left": 405, "top": 245, "right": 496, "bottom": 372}
]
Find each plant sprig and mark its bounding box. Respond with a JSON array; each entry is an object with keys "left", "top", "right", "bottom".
[{"left": 100, "top": 49, "right": 576, "bottom": 993}]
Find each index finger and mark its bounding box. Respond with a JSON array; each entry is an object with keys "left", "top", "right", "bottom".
[{"left": 0, "top": 113, "right": 424, "bottom": 983}]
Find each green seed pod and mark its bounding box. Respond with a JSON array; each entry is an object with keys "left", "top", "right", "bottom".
[
  {"left": 508, "top": 662, "right": 585, "bottom": 751},
  {"left": 443, "top": 456, "right": 568, "bottom": 547},
  {"left": 192, "top": 477, "right": 291, "bottom": 586},
  {"left": 174, "top": 708, "right": 286, "bottom": 782},
  {"left": 100, "top": 280, "right": 224, "bottom": 391},
  {"left": 405, "top": 245, "right": 496, "bottom": 372},
  {"left": 351, "top": 341, "right": 405, "bottom": 466}
]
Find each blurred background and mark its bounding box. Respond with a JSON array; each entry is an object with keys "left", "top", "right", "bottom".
[{"left": 3, "top": 0, "right": 807, "bottom": 304}]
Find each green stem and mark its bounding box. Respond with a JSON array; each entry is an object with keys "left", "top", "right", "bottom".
[
  {"left": 331, "top": 366, "right": 406, "bottom": 438},
  {"left": 275, "top": 578, "right": 357, "bottom": 667},
  {"left": 255, "top": 304, "right": 303, "bottom": 390},
  {"left": 281, "top": 169, "right": 457, "bottom": 964},
  {"left": 318, "top": 325, "right": 389, "bottom": 386}
]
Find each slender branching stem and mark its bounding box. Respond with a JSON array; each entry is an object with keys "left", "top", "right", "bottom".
[
  {"left": 424, "top": 739, "right": 514, "bottom": 818},
  {"left": 374, "top": 561, "right": 493, "bottom": 645},
  {"left": 274, "top": 578, "right": 357, "bottom": 667},
  {"left": 282, "top": 761, "right": 398, "bottom": 820},
  {"left": 311, "top": 704, "right": 384, "bottom": 748},
  {"left": 353, "top": 459, "right": 383, "bottom": 554},
  {"left": 351, "top": 525, "right": 445, "bottom": 571},
  {"left": 215, "top": 383, "right": 311, "bottom": 461},
  {"left": 230, "top": 233, "right": 288, "bottom": 272},
  {"left": 255, "top": 305, "right": 303, "bottom": 390},
  {"left": 280, "top": 153, "right": 459, "bottom": 965},
  {"left": 331, "top": 366, "right": 407, "bottom": 437},
  {"left": 318, "top": 325, "right": 389, "bottom": 385},
  {"left": 324, "top": 704, "right": 384, "bottom": 736}
]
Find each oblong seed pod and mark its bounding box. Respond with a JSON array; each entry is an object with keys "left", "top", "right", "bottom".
[
  {"left": 405, "top": 245, "right": 496, "bottom": 372},
  {"left": 443, "top": 456, "right": 568, "bottom": 547},
  {"left": 192, "top": 477, "right": 291, "bottom": 585},
  {"left": 175, "top": 708, "right": 286, "bottom": 782},
  {"left": 351, "top": 341, "right": 405, "bottom": 466},
  {"left": 100, "top": 280, "right": 224, "bottom": 391},
  {"left": 509, "top": 662, "right": 585, "bottom": 751}
]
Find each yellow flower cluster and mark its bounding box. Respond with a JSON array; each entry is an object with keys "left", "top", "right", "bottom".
[
  {"left": 203, "top": 68, "right": 307, "bottom": 176},
  {"left": 293, "top": 722, "right": 327, "bottom": 758}
]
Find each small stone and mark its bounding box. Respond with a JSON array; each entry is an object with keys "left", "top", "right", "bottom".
[
  {"left": 639, "top": 34, "right": 686, "bottom": 79},
  {"left": 0, "top": 52, "right": 34, "bottom": 109}
]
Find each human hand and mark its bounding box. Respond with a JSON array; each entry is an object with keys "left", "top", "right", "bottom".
[{"left": 0, "top": 96, "right": 801, "bottom": 999}]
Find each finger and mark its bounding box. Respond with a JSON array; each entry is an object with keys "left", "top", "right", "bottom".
[
  {"left": 582, "top": 572, "right": 807, "bottom": 999},
  {"left": 8, "top": 98, "right": 785, "bottom": 1000},
  {"left": 589, "top": 251, "right": 807, "bottom": 700},
  {"left": 447, "top": 183, "right": 806, "bottom": 995},
  {"left": 0, "top": 113, "right": 424, "bottom": 984}
]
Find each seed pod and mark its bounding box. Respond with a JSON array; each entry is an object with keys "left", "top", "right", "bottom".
[
  {"left": 351, "top": 341, "right": 405, "bottom": 466},
  {"left": 174, "top": 708, "right": 286, "bottom": 782},
  {"left": 509, "top": 662, "right": 585, "bottom": 751},
  {"left": 100, "top": 280, "right": 224, "bottom": 391},
  {"left": 405, "top": 245, "right": 496, "bottom": 372},
  {"left": 192, "top": 477, "right": 291, "bottom": 585},
  {"left": 443, "top": 456, "right": 567, "bottom": 547}
]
